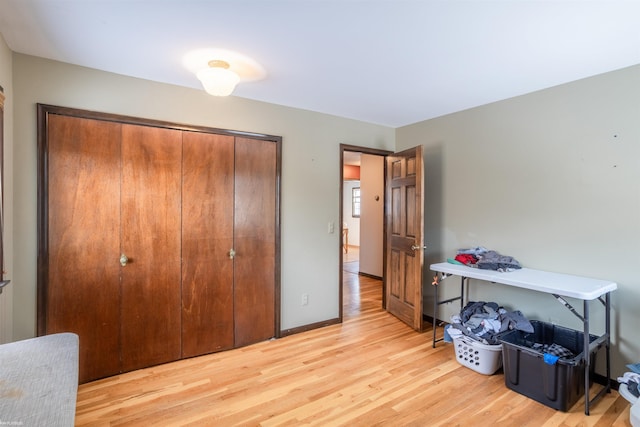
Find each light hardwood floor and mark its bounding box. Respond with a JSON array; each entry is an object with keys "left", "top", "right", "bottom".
[{"left": 75, "top": 260, "right": 632, "bottom": 426}]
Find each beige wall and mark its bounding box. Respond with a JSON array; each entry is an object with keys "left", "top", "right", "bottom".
[
  {"left": 359, "top": 154, "right": 384, "bottom": 277},
  {"left": 11, "top": 53, "right": 395, "bottom": 339},
  {"left": 398, "top": 64, "right": 640, "bottom": 376},
  {"left": 0, "top": 33, "right": 13, "bottom": 343}
]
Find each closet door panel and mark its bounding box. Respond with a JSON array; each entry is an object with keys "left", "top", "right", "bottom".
[
  {"left": 46, "top": 115, "right": 122, "bottom": 383},
  {"left": 234, "top": 137, "right": 277, "bottom": 347},
  {"left": 182, "top": 132, "right": 235, "bottom": 357},
  {"left": 120, "top": 124, "right": 182, "bottom": 371}
]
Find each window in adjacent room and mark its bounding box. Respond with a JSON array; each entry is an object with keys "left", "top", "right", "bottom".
[{"left": 352, "top": 187, "right": 360, "bottom": 218}]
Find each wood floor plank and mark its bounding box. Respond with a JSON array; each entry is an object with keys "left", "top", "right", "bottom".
[{"left": 76, "top": 262, "right": 633, "bottom": 426}]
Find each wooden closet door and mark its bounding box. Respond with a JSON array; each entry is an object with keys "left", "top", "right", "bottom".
[
  {"left": 120, "top": 124, "right": 182, "bottom": 372},
  {"left": 46, "top": 115, "right": 122, "bottom": 383},
  {"left": 182, "top": 132, "right": 235, "bottom": 357},
  {"left": 234, "top": 137, "right": 277, "bottom": 347}
]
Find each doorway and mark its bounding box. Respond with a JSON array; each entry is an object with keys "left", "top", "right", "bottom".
[{"left": 339, "top": 144, "right": 392, "bottom": 322}]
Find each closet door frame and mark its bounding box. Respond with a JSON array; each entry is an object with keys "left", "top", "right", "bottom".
[{"left": 37, "top": 104, "right": 282, "bottom": 340}]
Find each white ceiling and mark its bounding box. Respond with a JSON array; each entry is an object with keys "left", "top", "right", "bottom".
[
  {"left": 1, "top": 0, "right": 639, "bottom": 127},
  {"left": 343, "top": 151, "right": 362, "bottom": 166}
]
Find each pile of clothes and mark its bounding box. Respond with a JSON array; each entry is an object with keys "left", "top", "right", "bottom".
[
  {"left": 446, "top": 301, "right": 580, "bottom": 365},
  {"left": 530, "top": 342, "right": 575, "bottom": 359},
  {"left": 447, "top": 301, "right": 534, "bottom": 345},
  {"left": 448, "top": 246, "right": 522, "bottom": 272}
]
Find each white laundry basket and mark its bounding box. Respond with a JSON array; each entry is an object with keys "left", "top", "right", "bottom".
[
  {"left": 453, "top": 334, "right": 503, "bottom": 375},
  {"left": 620, "top": 383, "right": 639, "bottom": 427}
]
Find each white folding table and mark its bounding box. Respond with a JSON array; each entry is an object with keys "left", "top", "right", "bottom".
[{"left": 430, "top": 262, "right": 617, "bottom": 415}]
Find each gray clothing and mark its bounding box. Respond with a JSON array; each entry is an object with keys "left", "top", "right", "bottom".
[{"left": 477, "top": 250, "right": 522, "bottom": 271}]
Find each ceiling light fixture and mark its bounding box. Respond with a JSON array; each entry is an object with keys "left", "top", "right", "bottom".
[
  {"left": 184, "top": 49, "right": 266, "bottom": 98},
  {"left": 196, "top": 60, "right": 240, "bottom": 97}
]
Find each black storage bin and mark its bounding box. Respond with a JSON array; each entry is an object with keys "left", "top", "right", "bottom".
[{"left": 499, "top": 320, "right": 599, "bottom": 411}]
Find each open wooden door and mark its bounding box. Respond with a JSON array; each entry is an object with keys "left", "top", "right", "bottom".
[{"left": 385, "top": 146, "right": 425, "bottom": 331}]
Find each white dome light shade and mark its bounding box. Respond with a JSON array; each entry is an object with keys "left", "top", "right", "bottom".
[
  {"left": 196, "top": 60, "right": 241, "bottom": 96},
  {"left": 184, "top": 49, "right": 266, "bottom": 96}
]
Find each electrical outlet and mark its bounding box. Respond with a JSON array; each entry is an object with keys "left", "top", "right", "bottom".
[
  {"left": 328, "top": 222, "right": 334, "bottom": 234},
  {"left": 302, "top": 293, "right": 309, "bottom": 306}
]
